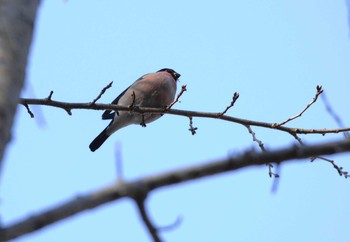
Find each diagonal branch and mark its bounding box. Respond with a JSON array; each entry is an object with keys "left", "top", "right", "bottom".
[
  {"left": 166, "top": 85, "right": 187, "bottom": 110},
  {"left": 134, "top": 196, "right": 163, "bottom": 242},
  {"left": 217, "top": 92, "right": 240, "bottom": 117},
  {"left": 274, "top": 85, "right": 324, "bottom": 127},
  {"left": 321, "top": 92, "right": 350, "bottom": 138},
  {"left": 245, "top": 125, "right": 279, "bottom": 178},
  {"left": 90, "top": 81, "right": 113, "bottom": 104},
  {"left": 1, "top": 138, "right": 349, "bottom": 241}
]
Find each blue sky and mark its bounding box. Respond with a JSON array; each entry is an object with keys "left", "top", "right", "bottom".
[{"left": 1, "top": 1, "right": 350, "bottom": 241}]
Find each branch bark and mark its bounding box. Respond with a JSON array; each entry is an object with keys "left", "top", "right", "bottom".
[
  {"left": 1, "top": 138, "right": 349, "bottom": 241},
  {"left": 19, "top": 97, "right": 350, "bottom": 136},
  {"left": 0, "top": 0, "right": 41, "bottom": 173}
]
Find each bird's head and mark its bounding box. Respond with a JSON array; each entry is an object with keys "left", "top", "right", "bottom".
[{"left": 158, "top": 68, "right": 181, "bottom": 81}]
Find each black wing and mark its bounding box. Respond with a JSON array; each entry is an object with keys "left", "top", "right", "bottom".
[
  {"left": 101, "top": 84, "right": 131, "bottom": 120},
  {"left": 101, "top": 74, "right": 145, "bottom": 120}
]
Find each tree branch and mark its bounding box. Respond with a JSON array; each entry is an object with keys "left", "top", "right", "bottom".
[
  {"left": 165, "top": 85, "right": 187, "bottom": 110},
  {"left": 245, "top": 125, "right": 279, "bottom": 178},
  {"left": 321, "top": 91, "right": 350, "bottom": 138},
  {"left": 134, "top": 195, "right": 163, "bottom": 242},
  {"left": 274, "top": 85, "right": 324, "bottom": 127},
  {"left": 217, "top": 92, "right": 240, "bottom": 117},
  {"left": 19, "top": 97, "right": 350, "bottom": 136},
  {"left": 1, "top": 138, "right": 349, "bottom": 241},
  {"left": 0, "top": 0, "right": 41, "bottom": 174},
  {"left": 90, "top": 81, "right": 113, "bottom": 104}
]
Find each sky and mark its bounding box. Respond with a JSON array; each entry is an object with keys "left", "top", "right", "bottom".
[{"left": 1, "top": 1, "right": 350, "bottom": 241}]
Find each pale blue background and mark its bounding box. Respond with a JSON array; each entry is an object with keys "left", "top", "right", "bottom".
[{"left": 1, "top": 1, "right": 350, "bottom": 241}]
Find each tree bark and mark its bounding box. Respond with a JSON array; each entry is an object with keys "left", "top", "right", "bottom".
[{"left": 0, "top": 0, "right": 41, "bottom": 173}]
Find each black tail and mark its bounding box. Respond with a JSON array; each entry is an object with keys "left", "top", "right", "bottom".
[{"left": 89, "top": 128, "right": 110, "bottom": 152}]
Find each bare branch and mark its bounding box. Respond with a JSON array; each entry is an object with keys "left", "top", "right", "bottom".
[
  {"left": 321, "top": 92, "right": 350, "bottom": 138},
  {"left": 274, "top": 85, "right": 324, "bottom": 127},
  {"left": 166, "top": 85, "right": 187, "bottom": 110},
  {"left": 47, "top": 91, "right": 54, "bottom": 101},
  {"left": 245, "top": 125, "right": 279, "bottom": 178},
  {"left": 188, "top": 117, "right": 197, "bottom": 135},
  {"left": 289, "top": 127, "right": 348, "bottom": 178},
  {"left": 114, "top": 142, "right": 124, "bottom": 179},
  {"left": 23, "top": 103, "right": 34, "bottom": 118},
  {"left": 140, "top": 114, "right": 146, "bottom": 127},
  {"left": 1, "top": 138, "right": 349, "bottom": 241},
  {"left": 132, "top": 175, "right": 181, "bottom": 242},
  {"left": 311, "top": 156, "right": 350, "bottom": 178},
  {"left": 290, "top": 132, "right": 304, "bottom": 144},
  {"left": 18, "top": 97, "right": 350, "bottom": 136},
  {"left": 90, "top": 81, "right": 113, "bottom": 104},
  {"left": 134, "top": 197, "right": 163, "bottom": 242},
  {"left": 65, "top": 108, "right": 72, "bottom": 116},
  {"left": 217, "top": 92, "right": 239, "bottom": 117},
  {"left": 245, "top": 125, "right": 265, "bottom": 151},
  {"left": 158, "top": 215, "right": 183, "bottom": 232},
  {"left": 130, "top": 91, "right": 136, "bottom": 109}
]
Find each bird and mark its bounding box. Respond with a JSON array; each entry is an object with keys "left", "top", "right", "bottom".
[{"left": 89, "top": 68, "right": 181, "bottom": 152}]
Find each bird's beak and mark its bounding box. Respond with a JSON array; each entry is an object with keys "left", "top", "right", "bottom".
[{"left": 174, "top": 72, "right": 181, "bottom": 80}]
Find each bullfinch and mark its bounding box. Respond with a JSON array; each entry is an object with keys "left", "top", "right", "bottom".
[{"left": 89, "top": 68, "right": 181, "bottom": 152}]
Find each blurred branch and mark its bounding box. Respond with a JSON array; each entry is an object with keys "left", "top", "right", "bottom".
[
  {"left": 321, "top": 91, "right": 350, "bottom": 138},
  {"left": 1, "top": 138, "right": 350, "bottom": 241},
  {"left": 19, "top": 95, "right": 350, "bottom": 136},
  {"left": 134, "top": 194, "right": 163, "bottom": 242},
  {"left": 0, "top": 0, "right": 41, "bottom": 174}
]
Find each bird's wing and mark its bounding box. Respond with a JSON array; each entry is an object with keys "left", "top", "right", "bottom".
[
  {"left": 101, "top": 85, "right": 130, "bottom": 120},
  {"left": 101, "top": 76, "right": 144, "bottom": 120}
]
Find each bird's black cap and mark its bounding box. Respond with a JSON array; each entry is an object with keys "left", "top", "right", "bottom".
[{"left": 157, "top": 68, "right": 181, "bottom": 81}]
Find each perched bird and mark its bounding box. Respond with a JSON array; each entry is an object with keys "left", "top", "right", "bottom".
[{"left": 89, "top": 68, "right": 181, "bottom": 152}]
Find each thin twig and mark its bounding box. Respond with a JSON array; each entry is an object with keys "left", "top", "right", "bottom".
[
  {"left": 245, "top": 125, "right": 265, "bottom": 151},
  {"left": 140, "top": 114, "right": 146, "bottom": 127},
  {"left": 65, "top": 108, "right": 72, "bottom": 115},
  {"left": 188, "top": 117, "right": 197, "bottom": 135},
  {"left": 217, "top": 92, "right": 240, "bottom": 117},
  {"left": 166, "top": 85, "right": 187, "bottom": 110},
  {"left": 245, "top": 125, "right": 279, "bottom": 178},
  {"left": 114, "top": 142, "right": 123, "bottom": 180},
  {"left": 23, "top": 103, "right": 34, "bottom": 118},
  {"left": 270, "top": 165, "right": 281, "bottom": 193},
  {"left": 158, "top": 215, "right": 183, "bottom": 232},
  {"left": 46, "top": 91, "right": 72, "bottom": 115},
  {"left": 311, "top": 156, "right": 349, "bottom": 178},
  {"left": 290, "top": 129, "right": 348, "bottom": 178},
  {"left": 321, "top": 92, "right": 350, "bottom": 138},
  {"left": 290, "top": 132, "right": 304, "bottom": 144},
  {"left": 274, "top": 85, "right": 324, "bottom": 127},
  {"left": 91, "top": 81, "right": 113, "bottom": 104},
  {"left": 47, "top": 91, "right": 53, "bottom": 101},
  {"left": 130, "top": 91, "right": 136, "bottom": 109}
]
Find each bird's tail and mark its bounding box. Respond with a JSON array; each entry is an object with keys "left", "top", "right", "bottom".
[{"left": 89, "top": 128, "right": 110, "bottom": 152}]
